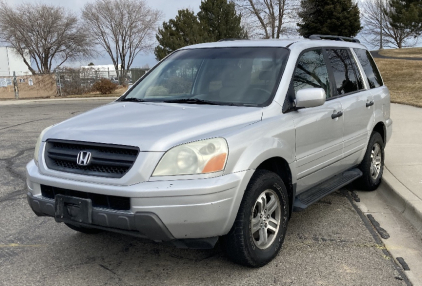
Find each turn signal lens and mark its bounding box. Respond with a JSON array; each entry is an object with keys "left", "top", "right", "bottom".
[{"left": 202, "top": 153, "right": 227, "bottom": 173}]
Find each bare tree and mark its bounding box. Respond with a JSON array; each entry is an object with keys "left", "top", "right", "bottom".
[
  {"left": 360, "top": 0, "right": 418, "bottom": 49},
  {"left": 235, "top": 0, "right": 300, "bottom": 39},
  {"left": 82, "top": 0, "right": 161, "bottom": 83},
  {"left": 0, "top": 2, "right": 94, "bottom": 74}
]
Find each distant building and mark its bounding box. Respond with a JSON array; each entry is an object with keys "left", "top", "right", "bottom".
[
  {"left": 79, "top": 64, "right": 148, "bottom": 84},
  {"left": 80, "top": 64, "right": 122, "bottom": 79},
  {"left": 0, "top": 47, "right": 31, "bottom": 76}
]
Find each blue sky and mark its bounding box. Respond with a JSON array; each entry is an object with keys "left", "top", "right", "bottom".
[{"left": 4, "top": 0, "right": 203, "bottom": 68}]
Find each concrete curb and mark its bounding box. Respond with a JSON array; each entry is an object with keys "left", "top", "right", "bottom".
[
  {"left": 0, "top": 97, "right": 117, "bottom": 106},
  {"left": 379, "top": 168, "right": 422, "bottom": 235}
]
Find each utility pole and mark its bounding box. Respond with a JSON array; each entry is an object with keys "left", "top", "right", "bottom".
[
  {"left": 56, "top": 71, "right": 62, "bottom": 96},
  {"left": 13, "top": 71, "right": 19, "bottom": 99}
]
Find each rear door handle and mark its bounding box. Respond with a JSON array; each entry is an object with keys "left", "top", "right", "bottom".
[
  {"left": 331, "top": 111, "right": 343, "bottom": 119},
  {"left": 366, "top": 101, "right": 374, "bottom": 107}
]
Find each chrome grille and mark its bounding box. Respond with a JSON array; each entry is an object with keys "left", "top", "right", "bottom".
[{"left": 45, "top": 139, "right": 139, "bottom": 178}]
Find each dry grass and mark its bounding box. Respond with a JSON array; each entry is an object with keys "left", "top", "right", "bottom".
[
  {"left": 374, "top": 58, "right": 422, "bottom": 107},
  {"left": 62, "top": 87, "right": 128, "bottom": 99},
  {"left": 379, "top": 47, "right": 422, "bottom": 58}
]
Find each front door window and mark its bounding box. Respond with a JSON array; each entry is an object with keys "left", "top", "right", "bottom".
[{"left": 293, "top": 49, "right": 331, "bottom": 99}]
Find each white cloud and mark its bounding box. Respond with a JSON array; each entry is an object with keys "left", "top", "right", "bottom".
[
  {"left": 150, "top": 0, "right": 202, "bottom": 19},
  {"left": 5, "top": 0, "right": 202, "bottom": 16}
]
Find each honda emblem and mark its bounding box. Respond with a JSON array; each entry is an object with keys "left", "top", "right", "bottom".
[{"left": 76, "top": 151, "right": 92, "bottom": 166}]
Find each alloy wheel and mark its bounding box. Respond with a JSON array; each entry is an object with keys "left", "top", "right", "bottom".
[
  {"left": 370, "top": 143, "right": 382, "bottom": 180},
  {"left": 250, "top": 189, "right": 281, "bottom": 249}
]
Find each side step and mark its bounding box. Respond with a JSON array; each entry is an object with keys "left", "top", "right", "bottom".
[{"left": 293, "top": 168, "right": 363, "bottom": 211}]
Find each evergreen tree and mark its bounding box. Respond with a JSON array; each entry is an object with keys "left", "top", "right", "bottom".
[
  {"left": 197, "top": 0, "right": 247, "bottom": 42},
  {"left": 297, "top": 0, "right": 362, "bottom": 38},
  {"left": 154, "top": 1, "right": 247, "bottom": 60},
  {"left": 388, "top": 0, "right": 422, "bottom": 36},
  {"left": 154, "top": 9, "right": 206, "bottom": 61}
]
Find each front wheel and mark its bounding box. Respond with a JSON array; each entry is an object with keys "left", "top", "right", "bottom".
[
  {"left": 221, "top": 170, "right": 289, "bottom": 267},
  {"left": 356, "top": 132, "right": 384, "bottom": 191}
]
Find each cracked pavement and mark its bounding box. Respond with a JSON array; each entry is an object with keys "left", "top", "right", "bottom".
[{"left": 0, "top": 99, "right": 412, "bottom": 286}]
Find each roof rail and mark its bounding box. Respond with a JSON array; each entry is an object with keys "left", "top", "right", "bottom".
[
  {"left": 309, "top": 35, "right": 360, "bottom": 43},
  {"left": 217, "top": 38, "right": 249, "bottom": 42}
]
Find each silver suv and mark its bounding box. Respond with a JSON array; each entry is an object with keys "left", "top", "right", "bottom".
[{"left": 27, "top": 35, "right": 392, "bottom": 267}]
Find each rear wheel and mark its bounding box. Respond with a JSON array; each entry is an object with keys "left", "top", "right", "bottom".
[
  {"left": 356, "top": 132, "right": 384, "bottom": 191},
  {"left": 65, "top": 223, "right": 102, "bottom": 234},
  {"left": 221, "top": 170, "right": 289, "bottom": 267}
]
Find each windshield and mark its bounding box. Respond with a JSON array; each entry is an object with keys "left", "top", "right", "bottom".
[{"left": 122, "top": 47, "right": 289, "bottom": 107}]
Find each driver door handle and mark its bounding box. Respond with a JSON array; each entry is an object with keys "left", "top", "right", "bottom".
[
  {"left": 331, "top": 111, "right": 343, "bottom": 119},
  {"left": 366, "top": 101, "right": 374, "bottom": 107}
]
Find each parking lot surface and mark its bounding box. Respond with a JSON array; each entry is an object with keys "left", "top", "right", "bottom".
[{"left": 0, "top": 99, "right": 410, "bottom": 285}]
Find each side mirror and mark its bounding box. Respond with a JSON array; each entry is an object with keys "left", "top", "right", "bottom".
[{"left": 295, "top": 88, "right": 326, "bottom": 109}]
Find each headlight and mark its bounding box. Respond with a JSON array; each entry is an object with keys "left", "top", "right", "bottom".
[
  {"left": 152, "top": 138, "right": 228, "bottom": 176},
  {"left": 34, "top": 126, "right": 53, "bottom": 163}
]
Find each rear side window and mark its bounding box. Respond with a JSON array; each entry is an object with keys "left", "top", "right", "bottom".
[
  {"left": 354, "top": 48, "right": 383, "bottom": 88},
  {"left": 349, "top": 52, "right": 365, "bottom": 90},
  {"left": 326, "top": 49, "right": 364, "bottom": 96},
  {"left": 293, "top": 49, "right": 331, "bottom": 99}
]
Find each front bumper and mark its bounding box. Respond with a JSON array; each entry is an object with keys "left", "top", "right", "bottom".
[
  {"left": 26, "top": 160, "right": 253, "bottom": 243},
  {"left": 27, "top": 192, "right": 174, "bottom": 241}
]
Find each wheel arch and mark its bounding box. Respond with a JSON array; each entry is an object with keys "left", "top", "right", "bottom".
[
  {"left": 373, "top": 121, "right": 386, "bottom": 144},
  {"left": 255, "top": 157, "right": 294, "bottom": 217}
]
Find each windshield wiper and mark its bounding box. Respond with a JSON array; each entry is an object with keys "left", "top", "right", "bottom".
[
  {"left": 121, "top": 97, "right": 147, "bottom": 102},
  {"left": 163, "top": 98, "right": 220, "bottom": 105}
]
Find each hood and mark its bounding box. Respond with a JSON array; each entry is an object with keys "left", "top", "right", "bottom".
[{"left": 45, "top": 101, "right": 262, "bottom": 151}]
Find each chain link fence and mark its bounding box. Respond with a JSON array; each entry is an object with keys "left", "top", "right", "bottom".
[
  {"left": 0, "top": 67, "right": 148, "bottom": 99},
  {"left": 0, "top": 72, "right": 56, "bottom": 99}
]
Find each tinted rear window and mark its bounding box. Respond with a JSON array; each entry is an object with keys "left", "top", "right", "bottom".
[
  {"left": 326, "top": 49, "right": 364, "bottom": 96},
  {"left": 349, "top": 51, "right": 365, "bottom": 90},
  {"left": 354, "top": 48, "right": 383, "bottom": 88}
]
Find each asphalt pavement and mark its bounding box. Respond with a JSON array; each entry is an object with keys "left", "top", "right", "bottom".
[{"left": 0, "top": 99, "right": 414, "bottom": 286}]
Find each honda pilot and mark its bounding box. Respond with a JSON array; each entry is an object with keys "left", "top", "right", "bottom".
[{"left": 26, "top": 35, "right": 392, "bottom": 267}]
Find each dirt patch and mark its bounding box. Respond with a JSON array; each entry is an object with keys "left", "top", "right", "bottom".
[{"left": 0, "top": 74, "right": 56, "bottom": 99}]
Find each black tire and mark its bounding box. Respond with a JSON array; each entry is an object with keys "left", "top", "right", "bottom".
[
  {"left": 65, "top": 223, "right": 102, "bottom": 234},
  {"left": 356, "top": 132, "right": 385, "bottom": 191},
  {"left": 221, "top": 170, "right": 289, "bottom": 267}
]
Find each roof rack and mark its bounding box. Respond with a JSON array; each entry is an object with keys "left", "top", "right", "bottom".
[
  {"left": 309, "top": 35, "right": 360, "bottom": 43},
  {"left": 217, "top": 38, "right": 249, "bottom": 42}
]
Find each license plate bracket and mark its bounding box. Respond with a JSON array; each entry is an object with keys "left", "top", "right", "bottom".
[{"left": 55, "top": 195, "right": 92, "bottom": 224}]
